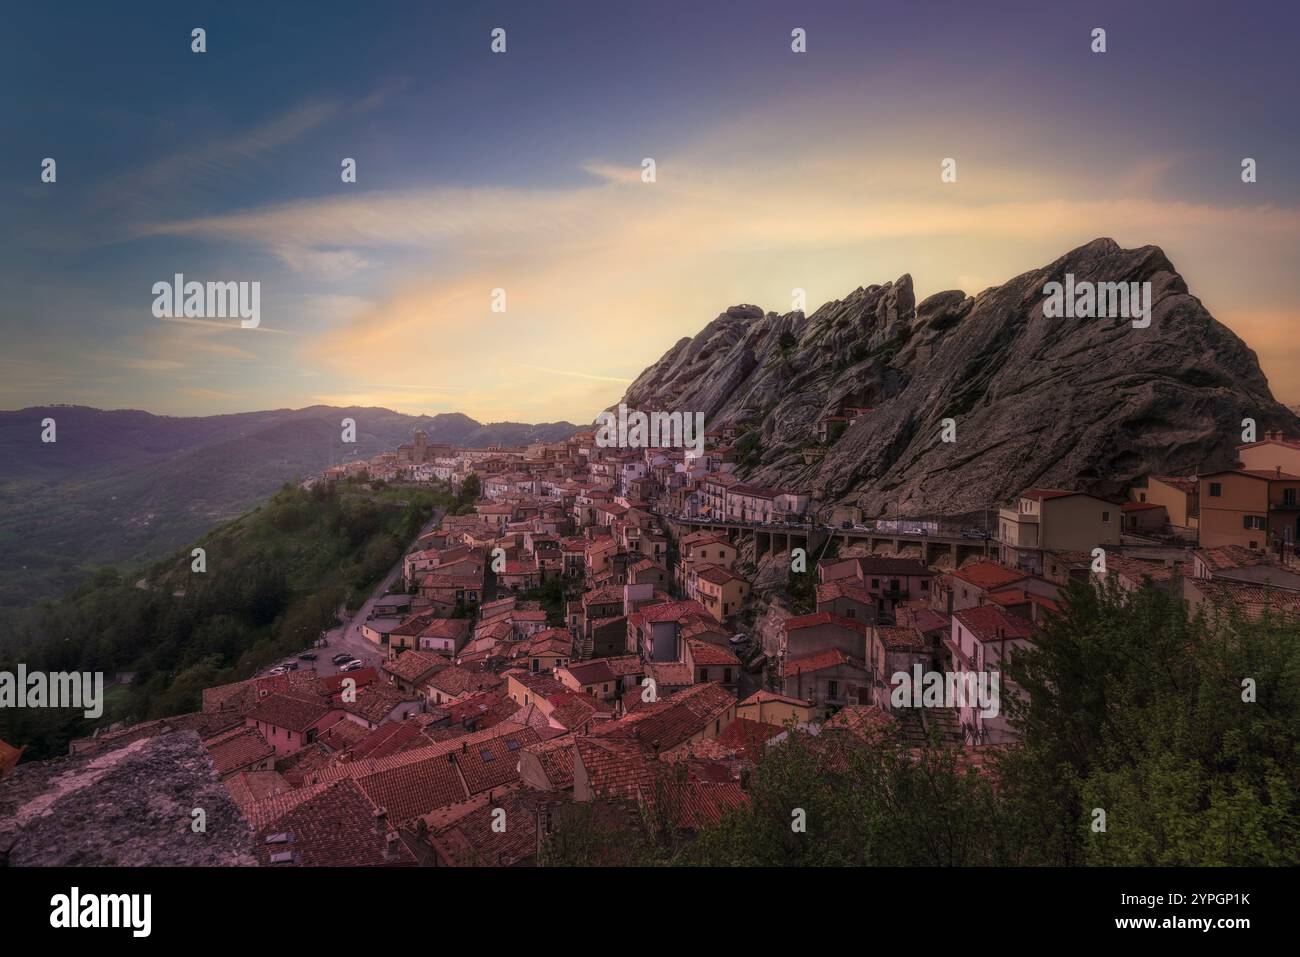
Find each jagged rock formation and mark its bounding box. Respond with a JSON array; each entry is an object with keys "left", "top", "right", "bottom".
[{"left": 619, "top": 239, "right": 1299, "bottom": 516}]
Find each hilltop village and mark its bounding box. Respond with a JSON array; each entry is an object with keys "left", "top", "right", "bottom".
[{"left": 4, "top": 422, "right": 1298, "bottom": 866}]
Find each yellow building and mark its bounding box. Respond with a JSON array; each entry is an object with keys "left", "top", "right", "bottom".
[
  {"left": 691, "top": 564, "right": 751, "bottom": 621},
  {"left": 735, "top": 690, "right": 813, "bottom": 726},
  {"left": 1199, "top": 469, "right": 1300, "bottom": 551}
]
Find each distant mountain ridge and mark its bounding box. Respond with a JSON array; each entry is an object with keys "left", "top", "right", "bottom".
[
  {"left": 0, "top": 404, "right": 578, "bottom": 607},
  {"left": 619, "top": 238, "right": 1299, "bottom": 517}
]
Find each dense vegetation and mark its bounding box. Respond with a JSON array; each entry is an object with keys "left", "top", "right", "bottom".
[
  {"left": 0, "top": 479, "right": 454, "bottom": 759},
  {"left": 542, "top": 581, "right": 1300, "bottom": 866}
]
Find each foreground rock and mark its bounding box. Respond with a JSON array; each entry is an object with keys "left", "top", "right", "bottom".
[{"left": 0, "top": 730, "right": 256, "bottom": 866}]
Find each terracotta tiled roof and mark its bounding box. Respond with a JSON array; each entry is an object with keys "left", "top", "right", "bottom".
[
  {"left": 346, "top": 718, "right": 429, "bottom": 761},
  {"left": 203, "top": 724, "right": 274, "bottom": 775},
  {"left": 711, "top": 718, "right": 783, "bottom": 758},
  {"left": 822, "top": 704, "right": 896, "bottom": 742},
  {"left": 246, "top": 693, "right": 332, "bottom": 733},
  {"left": 874, "top": 624, "right": 927, "bottom": 651},
  {"left": 575, "top": 736, "right": 656, "bottom": 800},
  {"left": 383, "top": 650, "right": 447, "bottom": 684},
  {"left": 522, "top": 735, "right": 575, "bottom": 788},
  {"left": 1187, "top": 578, "right": 1300, "bottom": 617},
  {"left": 686, "top": 638, "right": 740, "bottom": 667},
  {"left": 784, "top": 648, "right": 864, "bottom": 676},
  {"left": 341, "top": 683, "right": 424, "bottom": 725},
  {"left": 547, "top": 693, "right": 603, "bottom": 732},
  {"left": 1150, "top": 475, "right": 1198, "bottom": 493},
  {"left": 634, "top": 600, "right": 710, "bottom": 624},
  {"left": 319, "top": 668, "right": 377, "bottom": 697},
  {"left": 662, "top": 779, "right": 747, "bottom": 830},
  {"left": 427, "top": 787, "right": 569, "bottom": 866},
  {"left": 453, "top": 727, "right": 543, "bottom": 795},
  {"left": 600, "top": 655, "right": 644, "bottom": 678},
  {"left": 950, "top": 562, "right": 1029, "bottom": 592},
  {"left": 1195, "top": 545, "right": 1273, "bottom": 572},
  {"left": 562, "top": 660, "right": 615, "bottom": 686},
  {"left": 597, "top": 682, "right": 735, "bottom": 751},
  {"left": 644, "top": 661, "right": 694, "bottom": 688},
  {"left": 695, "top": 563, "right": 747, "bottom": 586},
  {"left": 256, "top": 778, "right": 416, "bottom": 866},
  {"left": 223, "top": 769, "right": 291, "bottom": 813},
  {"left": 427, "top": 666, "right": 503, "bottom": 698},
  {"left": 953, "top": 605, "right": 1035, "bottom": 643},
  {"left": 1019, "top": 488, "right": 1081, "bottom": 501},
  {"left": 316, "top": 718, "right": 371, "bottom": 752},
  {"left": 738, "top": 690, "right": 809, "bottom": 708}
]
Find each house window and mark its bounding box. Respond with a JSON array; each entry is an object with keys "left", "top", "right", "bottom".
[
  {"left": 827, "top": 680, "right": 839, "bottom": 698},
  {"left": 1209, "top": 482, "right": 1222, "bottom": 497},
  {"left": 1285, "top": 489, "right": 1297, "bottom": 507},
  {"left": 1101, "top": 511, "right": 1110, "bottom": 523}
]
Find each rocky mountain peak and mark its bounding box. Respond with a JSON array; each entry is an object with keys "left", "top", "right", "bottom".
[{"left": 617, "top": 240, "right": 1298, "bottom": 517}]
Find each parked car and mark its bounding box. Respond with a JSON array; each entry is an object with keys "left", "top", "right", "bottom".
[
  {"left": 961, "top": 528, "right": 990, "bottom": 540},
  {"left": 331, "top": 653, "right": 353, "bottom": 665},
  {"left": 728, "top": 633, "right": 748, "bottom": 646},
  {"left": 298, "top": 651, "right": 318, "bottom": 661},
  {"left": 267, "top": 666, "right": 287, "bottom": 677},
  {"left": 340, "top": 660, "right": 365, "bottom": 673}
]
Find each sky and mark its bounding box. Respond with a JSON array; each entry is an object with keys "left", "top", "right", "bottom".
[{"left": 3, "top": 0, "right": 1299, "bottom": 424}]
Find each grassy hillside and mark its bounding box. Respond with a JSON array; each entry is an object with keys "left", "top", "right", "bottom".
[{"left": 0, "top": 478, "right": 458, "bottom": 760}]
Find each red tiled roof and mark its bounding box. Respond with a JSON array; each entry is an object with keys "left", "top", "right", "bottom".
[
  {"left": 257, "top": 778, "right": 415, "bottom": 866},
  {"left": 562, "top": 660, "right": 616, "bottom": 686},
  {"left": 383, "top": 650, "right": 447, "bottom": 684},
  {"left": 686, "top": 638, "right": 740, "bottom": 667},
  {"left": 1019, "top": 488, "right": 1081, "bottom": 501},
  {"left": 547, "top": 693, "right": 602, "bottom": 731},
  {"left": 319, "top": 668, "right": 378, "bottom": 697},
  {"left": 953, "top": 605, "right": 1035, "bottom": 643},
  {"left": 784, "top": 648, "right": 863, "bottom": 676},
  {"left": 575, "top": 736, "right": 656, "bottom": 800},
  {"left": 246, "top": 693, "right": 332, "bottom": 733},
  {"left": 453, "top": 727, "right": 543, "bottom": 795},
  {"left": 635, "top": 600, "right": 711, "bottom": 624},
  {"left": 203, "top": 725, "right": 274, "bottom": 775},
  {"left": 950, "top": 562, "right": 1029, "bottom": 592},
  {"left": 342, "top": 683, "right": 425, "bottom": 724},
  {"left": 522, "top": 735, "right": 575, "bottom": 788},
  {"left": 597, "top": 682, "right": 735, "bottom": 751}
]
